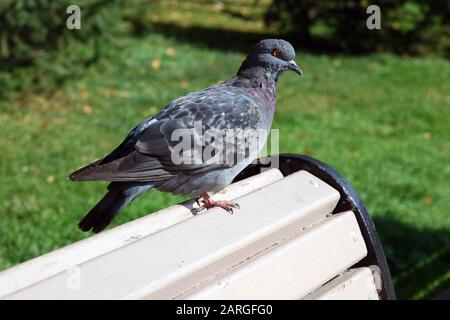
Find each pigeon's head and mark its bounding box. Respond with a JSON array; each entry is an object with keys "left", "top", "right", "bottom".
[{"left": 238, "top": 39, "right": 302, "bottom": 79}]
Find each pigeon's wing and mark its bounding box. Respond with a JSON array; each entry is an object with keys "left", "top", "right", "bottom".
[
  {"left": 68, "top": 118, "right": 156, "bottom": 181},
  {"left": 70, "top": 87, "right": 262, "bottom": 182}
]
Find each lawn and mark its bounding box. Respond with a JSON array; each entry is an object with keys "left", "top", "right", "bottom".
[{"left": 0, "top": 0, "right": 449, "bottom": 299}]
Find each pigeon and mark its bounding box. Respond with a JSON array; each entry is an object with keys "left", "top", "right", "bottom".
[{"left": 69, "top": 39, "right": 302, "bottom": 233}]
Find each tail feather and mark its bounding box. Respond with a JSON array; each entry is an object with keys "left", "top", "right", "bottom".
[
  {"left": 78, "top": 182, "right": 152, "bottom": 233},
  {"left": 78, "top": 187, "right": 128, "bottom": 233}
]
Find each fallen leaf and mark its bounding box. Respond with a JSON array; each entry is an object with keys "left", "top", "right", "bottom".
[
  {"left": 83, "top": 105, "right": 93, "bottom": 115},
  {"left": 80, "top": 90, "right": 89, "bottom": 100},
  {"left": 333, "top": 59, "right": 342, "bottom": 67},
  {"left": 423, "top": 196, "right": 432, "bottom": 205},
  {"left": 179, "top": 80, "right": 188, "bottom": 88},
  {"left": 151, "top": 59, "right": 161, "bottom": 70},
  {"left": 165, "top": 47, "right": 175, "bottom": 56}
]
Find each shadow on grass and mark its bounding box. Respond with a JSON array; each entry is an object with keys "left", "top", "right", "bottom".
[
  {"left": 373, "top": 216, "right": 450, "bottom": 299},
  {"left": 127, "top": 20, "right": 347, "bottom": 56}
]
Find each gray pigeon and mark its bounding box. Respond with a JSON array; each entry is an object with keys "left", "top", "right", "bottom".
[{"left": 69, "top": 39, "right": 302, "bottom": 233}]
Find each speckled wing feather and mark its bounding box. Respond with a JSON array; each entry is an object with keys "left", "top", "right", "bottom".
[{"left": 69, "top": 82, "right": 263, "bottom": 182}]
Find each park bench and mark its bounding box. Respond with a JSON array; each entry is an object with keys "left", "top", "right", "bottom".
[{"left": 0, "top": 154, "right": 396, "bottom": 300}]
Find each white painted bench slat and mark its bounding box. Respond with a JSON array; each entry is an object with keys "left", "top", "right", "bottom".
[
  {"left": 183, "top": 211, "right": 367, "bottom": 300},
  {"left": 2, "top": 170, "right": 340, "bottom": 299},
  {"left": 303, "top": 267, "right": 379, "bottom": 300}
]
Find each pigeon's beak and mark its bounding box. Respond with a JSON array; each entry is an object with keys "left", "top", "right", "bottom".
[{"left": 288, "top": 60, "right": 303, "bottom": 76}]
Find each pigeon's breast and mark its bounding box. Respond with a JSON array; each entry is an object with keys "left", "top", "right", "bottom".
[
  {"left": 248, "top": 86, "right": 276, "bottom": 127},
  {"left": 266, "top": 80, "right": 276, "bottom": 110}
]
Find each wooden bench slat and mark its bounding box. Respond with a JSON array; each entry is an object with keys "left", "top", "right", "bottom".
[
  {"left": 0, "top": 168, "right": 283, "bottom": 298},
  {"left": 303, "top": 267, "right": 379, "bottom": 300},
  {"left": 4, "top": 170, "right": 339, "bottom": 299},
  {"left": 183, "top": 211, "right": 367, "bottom": 300}
]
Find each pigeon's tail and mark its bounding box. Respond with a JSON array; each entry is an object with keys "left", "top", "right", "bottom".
[{"left": 78, "top": 182, "right": 153, "bottom": 233}]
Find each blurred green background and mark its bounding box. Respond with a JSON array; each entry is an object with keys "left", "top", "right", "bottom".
[{"left": 0, "top": 0, "right": 449, "bottom": 299}]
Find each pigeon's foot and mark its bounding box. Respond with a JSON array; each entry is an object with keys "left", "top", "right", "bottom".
[
  {"left": 203, "top": 199, "right": 240, "bottom": 215},
  {"left": 193, "top": 192, "right": 240, "bottom": 215}
]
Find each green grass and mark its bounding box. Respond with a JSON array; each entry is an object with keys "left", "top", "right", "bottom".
[{"left": 0, "top": 0, "right": 449, "bottom": 299}]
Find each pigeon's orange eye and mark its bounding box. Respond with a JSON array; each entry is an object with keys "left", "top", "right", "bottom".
[{"left": 272, "top": 49, "right": 280, "bottom": 57}]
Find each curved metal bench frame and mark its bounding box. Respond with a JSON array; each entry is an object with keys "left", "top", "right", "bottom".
[{"left": 235, "top": 153, "right": 396, "bottom": 300}]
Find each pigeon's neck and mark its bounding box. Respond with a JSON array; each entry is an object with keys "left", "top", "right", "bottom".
[
  {"left": 237, "top": 67, "right": 277, "bottom": 92},
  {"left": 237, "top": 66, "right": 278, "bottom": 83},
  {"left": 236, "top": 67, "right": 277, "bottom": 113}
]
